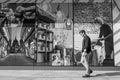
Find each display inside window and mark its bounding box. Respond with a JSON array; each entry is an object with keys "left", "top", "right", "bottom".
[
  {"left": 74, "top": 1, "right": 114, "bottom": 67},
  {"left": 0, "top": 1, "right": 117, "bottom": 67}
]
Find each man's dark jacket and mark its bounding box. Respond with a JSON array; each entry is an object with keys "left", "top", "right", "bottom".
[{"left": 82, "top": 35, "right": 91, "bottom": 54}]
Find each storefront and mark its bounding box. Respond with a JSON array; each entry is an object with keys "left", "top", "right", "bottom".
[
  {"left": 0, "top": 0, "right": 120, "bottom": 68},
  {"left": 35, "top": 0, "right": 112, "bottom": 67}
]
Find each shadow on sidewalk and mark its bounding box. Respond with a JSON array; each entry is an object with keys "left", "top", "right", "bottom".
[{"left": 91, "top": 72, "right": 120, "bottom": 77}]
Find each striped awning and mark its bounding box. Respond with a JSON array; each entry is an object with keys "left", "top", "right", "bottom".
[
  {"left": 0, "top": 0, "right": 111, "bottom": 3},
  {"left": 0, "top": 0, "right": 35, "bottom": 3},
  {"left": 37, "top": 0, "right": 111, "bottom": 3},
  {"left": 76, "top": 0, "right": 111, "bottom": 3}
]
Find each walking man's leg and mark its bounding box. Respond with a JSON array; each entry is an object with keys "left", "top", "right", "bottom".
[{"left": 81, "top": 52, "right": 93, "bottom": 77}]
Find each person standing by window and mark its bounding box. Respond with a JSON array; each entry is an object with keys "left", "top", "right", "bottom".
[{"left": 95, "top": 17, "right": 113, "bottom": 59}]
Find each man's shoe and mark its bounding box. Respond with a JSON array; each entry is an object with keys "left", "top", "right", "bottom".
[
  {"left": 82, "top": 74, "right": 90, "bottom": 78},
  {"left": 88, "top": 69, "right": 93, "bottom": 74}
]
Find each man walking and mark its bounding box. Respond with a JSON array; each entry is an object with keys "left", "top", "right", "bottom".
[{"left": 78, "top": 30, "right": 93, "bottom": 77}]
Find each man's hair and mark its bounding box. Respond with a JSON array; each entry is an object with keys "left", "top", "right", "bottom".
[
  {"left": 95, "top": 17, "right": 104, "bottom": 24},
  {"left": 79, "top": 30, "right": 86, "bottom": 34}
]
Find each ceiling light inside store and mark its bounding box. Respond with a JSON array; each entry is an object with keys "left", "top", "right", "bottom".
[
  {"left": 65, "top": 3, "right": 73, "bottom": 30},
  {"left": 56, "top": 3, "right": 65, "bottom": 22},
  {"left": 56, "top": 10, "right": 63, "bottom": 18}
]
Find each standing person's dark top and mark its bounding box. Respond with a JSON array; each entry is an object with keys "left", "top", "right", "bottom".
[
  {"left": 82, "top": 35, "right": 91, "bottom": 54},
  {"left": 99, "top": 24, "right": 113, "bottom": 43}
]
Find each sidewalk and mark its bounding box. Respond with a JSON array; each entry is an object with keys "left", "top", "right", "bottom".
[{"left": 0, "top": 70, "right": 120, "bottom": 80}]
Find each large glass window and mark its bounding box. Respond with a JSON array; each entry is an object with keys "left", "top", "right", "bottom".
[
  {"left": 0, "top": 0, "right": 117, "bottom": 67},
  {"left": 36, "top": 2, "right": 74, "bottom": 66},
  {"left": 74, "top": 0, "right": 114, "bottom": 67}
]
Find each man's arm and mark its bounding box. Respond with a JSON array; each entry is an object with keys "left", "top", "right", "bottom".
[
  {"left": 84, "top": 37, "right": 90, "bottom": 52},
  {"left": 99, "top": 27, "right": 102, "bottom": 38}
]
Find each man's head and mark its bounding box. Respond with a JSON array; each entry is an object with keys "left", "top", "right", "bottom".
[
  {"left": 79, "top": 30, "right": 86, "bottom": 37},
  {"left": 95, "top": 17, "right": 104, "bottom": 25}
]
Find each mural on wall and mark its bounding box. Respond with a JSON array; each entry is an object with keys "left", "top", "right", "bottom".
[{"left": 74, "top": 2, "right": 112, "bottom": 23}]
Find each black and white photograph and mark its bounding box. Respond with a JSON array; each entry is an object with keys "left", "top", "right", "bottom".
[{"left": 0, "top": 0, "right": 120, "bottom": 80}]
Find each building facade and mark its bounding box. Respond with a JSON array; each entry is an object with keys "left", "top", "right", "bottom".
[{"left": 0, "top": 0, "right": 120, "bottom": 68}]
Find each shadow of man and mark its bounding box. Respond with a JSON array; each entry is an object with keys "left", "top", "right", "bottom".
[{"left": 90, "top": 72, "right": 120, "bottom": 77}]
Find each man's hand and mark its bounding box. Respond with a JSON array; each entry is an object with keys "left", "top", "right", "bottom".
[
  {"left": 82, "top": 51, "right": 87, "bottom": 57},
  {"left": 84, "top": 49, "right": 86, "bottom": 52}
]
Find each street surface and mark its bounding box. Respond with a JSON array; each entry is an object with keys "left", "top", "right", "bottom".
[{"left": 0, "top": 70, "right": 120, "bottom": 80}]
